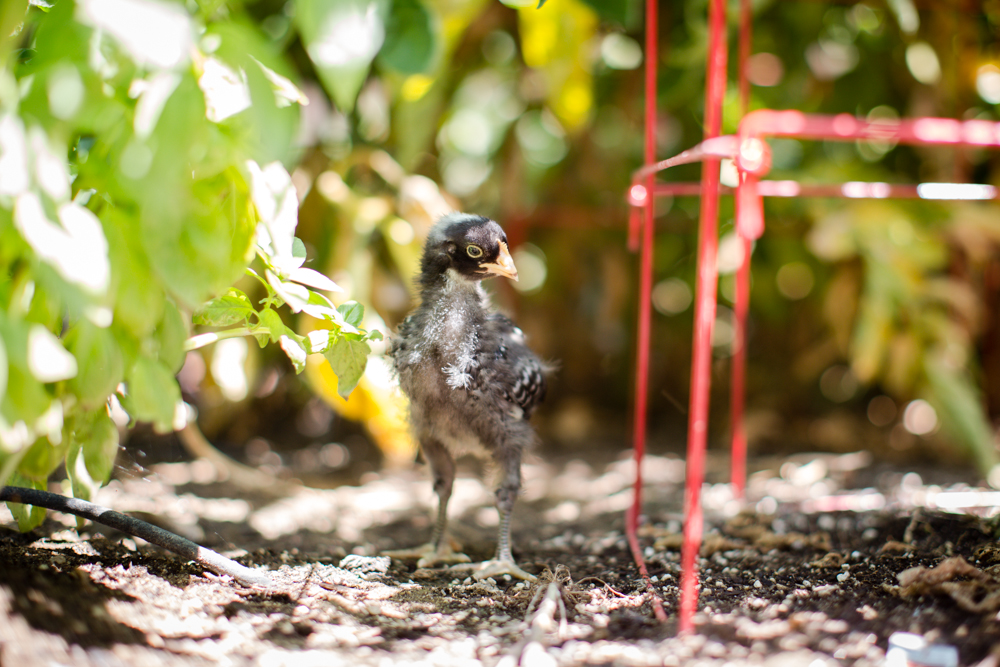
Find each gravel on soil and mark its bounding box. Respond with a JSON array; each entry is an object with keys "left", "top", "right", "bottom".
[{"left": 2, "top": 450, "right": 1000, "bottom": 666}]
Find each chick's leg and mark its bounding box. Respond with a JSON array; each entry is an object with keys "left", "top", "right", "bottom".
[
  {"left": 474, "top": 443, "right": 536, "bottom": 582},
  {"left": 384, "top": 437, "right": 470, "bottom": 567}
]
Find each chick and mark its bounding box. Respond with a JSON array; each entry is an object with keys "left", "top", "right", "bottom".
[{"left": 386, "top": 213, "right": 546, "bottom": 581}]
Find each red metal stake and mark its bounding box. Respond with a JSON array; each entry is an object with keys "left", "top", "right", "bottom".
[
  {"left": 729, "top": 236, "right": 751, "bottom": 497},
  {"left": 729, "top": 0, "right": 754, "bottom": 497},
  {"left": 679, "top": 0, "right": 728, "bottom": 634},
  {"left": 624, "top": 2, "right": 1000, "bottom": 635},
  {"left": 626, "top": 0, "right": 667, "bottom": 623}
]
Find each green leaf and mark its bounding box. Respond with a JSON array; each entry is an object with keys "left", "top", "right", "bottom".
[
  {"left": 137, "top": 81, "right": 255, "bottom": 309},
  {"left": 367, "top": 329, "right": 383, "bottom": 342},
  {"left": 105, "top": 209, "right": 165, "bottom": 339},
  {"left": 3, "top": 365, "right": 51, "bottom": 427},
  {"left": 292, "top": 236, "right": 307, "bottom": 262},
  {"left": 194, "top": 290, "right": 254, "bottom": 327},
  {"left": 337, "top": 301, "right": 365, "bottom": 328},
  {"left": 850, "top": 267, "right": 893, "bottom": 384},
  {"left": 287, "top": 266, "right": 342, "bottom": 293},
  {"left": 279, "top": 334, "right": 307, "bottom": 374},
  {"left": 19, "top": 431, "right": 70, "bottom": 483},
  {"left": 155, "top": 300, "right": 189, "bottom": 372},
  {"left": 256, "top": 308, "right": 287, "bottom": 344},
  {"left": 67, "top": 321, "right": 125, "bottom": 409},
  {"left": 377, "top": 0, "right": 435, "bottom": 75},
  {"left": 578, "top": 0, "right": 634, "bottom": 25},
  {"left": 5, "top": 473, "right": 47, "bottom": 532},
  {"left": 66, "top": 409, "right": 119, "bottom": 504},
  {"left": 0, "top": 333, "right": 7, "bottom": 402},
  {"left": 125, "top": 357, "right": 180, "bottom": 433},
  {"left": 266, "top": 268, "right": 312, "bottom": 313},
  {"left": 924, "top": 356, "right": 997, "bottom": 474},
  {"left": 295, "top": 0, "right": 387, "bottom": 112},
  {"left": 323, "top": 337, "right": 370, "bottom": 398},
  {"left": 301, "top": 290, "right": 341, "bottom": 321},
  {"left": 207, "top": 22, "right": 302, "bottom": 165},
  {"left": 305, "top": 328, "right": 332, "bottom": 354}
]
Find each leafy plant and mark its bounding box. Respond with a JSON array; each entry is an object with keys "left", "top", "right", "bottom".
[
  {"left": 189, "top": 160, "right": 381, "bottom": 395},
  {"left": 809, "top": 200, "right": 998, "bottom": 472},
  {"left": 0, "top": 0, "right": 376, "bottom": 530}
]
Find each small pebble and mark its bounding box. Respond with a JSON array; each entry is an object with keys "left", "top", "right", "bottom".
[{"left": 339, "top": 555, "right": 390, "bottom": 575}]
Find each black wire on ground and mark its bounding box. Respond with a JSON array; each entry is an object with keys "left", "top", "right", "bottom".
[{"left": 0, "top": 486, "right": 271, "bottom": 588}]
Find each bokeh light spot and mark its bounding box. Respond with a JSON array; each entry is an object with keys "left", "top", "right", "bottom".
[
  {"left": 976, "top": 65, "right": 1000, "bottom": 104},
  {"left": 903, "top": 399, "right": 938, "bottom": 435},
  {"left": 867, "top": 395, "right": 897, "bottom": 426},
  {"left": 746, "top": 52, "right": 784, "bottom": 87},
  {"left": 905, "top": 42, "right": 941, "bottom": 85},
  {"left": 651, "top": 278, "right": 692, "bottom": 315},
  {"left": 716, "top": 232, "right": 745, "bottom": 275},
  {"left": 387, "top": 218, "right": 414, "bottom": 245},
  {"left": 445, "top": 108, "right": 494, "bottom": 157},
  {"left": 819, "top": 365, "right": 858, "bottom": 403},
  {"left": 601, "top": 34, "right": 642, "bottom": 70},
  {"left": 515, "top": 110, "right": 568, "bottom": 168},
  {"left": 776, "top": 262, "right": 814, "bottom": 300},
  {"left": 483, "top": 30, "right": 516, "bottom": 65},
  {"left": 711, "top": 306, "right": 735, "bottom": 349},
  {"left": 511, "top": 244, "right": 547, "bottom": 293},
  {"left": 211, "top": 337, "right": 249, "bottom": 402},
  {"left": 47, "top": 65, "right": 84, "bottom": 120}
]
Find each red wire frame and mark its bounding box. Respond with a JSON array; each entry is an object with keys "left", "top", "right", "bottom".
[{"left": 626, "top": 0, "right": 1000, "bottom": 634}]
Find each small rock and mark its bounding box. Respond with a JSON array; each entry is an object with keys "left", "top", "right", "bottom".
[
  {"left": 339, "top": 554, "right": 390, "bottom": 575},
  {"left": 887, "top": 632, "right": 958, "bottom": 667},
  {"left": 521, "top": 642, "right": 559, "bottom": 667}
]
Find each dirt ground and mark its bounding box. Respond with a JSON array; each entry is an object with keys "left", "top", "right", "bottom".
[{"left": 2, "top": 446, "right": 1000, "bottom": 667}]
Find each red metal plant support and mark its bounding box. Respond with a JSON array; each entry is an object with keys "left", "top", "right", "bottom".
[
  {"left": 730, "top": 0, "right": 754, "bottom": 499},
  {"left": 624, "top": 0, "right": 666, "bottom": 624},
  {"left": 626, "top": 0, "right": 1000, "bottom": 636},
  {"left": 677, "top": 0, "right": 728, "bottom": 635}
]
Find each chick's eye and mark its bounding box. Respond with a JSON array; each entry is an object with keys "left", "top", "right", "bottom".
[{"left": 466, "top": 244, "right": 483, "bottom": 258}]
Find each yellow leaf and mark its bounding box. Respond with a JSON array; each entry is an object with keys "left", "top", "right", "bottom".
[
  {"left": 401, "top": 74, "right": 435, "bottom": 101},
  {"left": 518, "top": 0, "right": 597, "bottom": 131}
]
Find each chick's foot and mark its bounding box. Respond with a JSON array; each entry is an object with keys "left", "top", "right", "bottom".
[
  {"left": 470, "top": 558, "right": 536, "bottom": 582},
  {"left": 384, "top": 543, "right": 472, "bottom": 568}
]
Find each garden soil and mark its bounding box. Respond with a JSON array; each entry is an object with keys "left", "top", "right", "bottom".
[{"left": 2, "top": 448, "right": 999, "bottom": 666}]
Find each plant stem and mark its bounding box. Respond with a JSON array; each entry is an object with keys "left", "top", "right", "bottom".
[{"left": 185, "top": 327, "right": 271, "bottom": 351}]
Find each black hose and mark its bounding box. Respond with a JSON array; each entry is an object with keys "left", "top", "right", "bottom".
[{"left": 0, "top": 486, "right": 271, "bottom": 587}]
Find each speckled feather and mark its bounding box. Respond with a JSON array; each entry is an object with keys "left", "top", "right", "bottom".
[
  {"left": 385, "top": 213, "right": 546, "bottom": 578},
  {"left": 389, "top": 214, "right": 546, "bottom": 458}
]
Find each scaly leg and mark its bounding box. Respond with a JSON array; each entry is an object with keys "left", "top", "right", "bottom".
[
  {"left": 473, "top": 442, "right": 535, "bottom": 581},
  {"left": 384, "top": 437, "right": 470, "bottom": 567}
]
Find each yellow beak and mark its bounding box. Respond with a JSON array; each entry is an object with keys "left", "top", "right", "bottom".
[{"left": 480, "top": 241, "right": 518, "bottom": 281}]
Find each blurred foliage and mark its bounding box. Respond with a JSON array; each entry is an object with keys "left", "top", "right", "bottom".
[
  {"left": 274, "top": 0, "right": 1000, "bottom": 474},
  {"left": 4, "top": 0, "right": 1000, "bottom": 506},
  {"left": 0, "top": 0, "right": 375, "bottom": 528}
]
